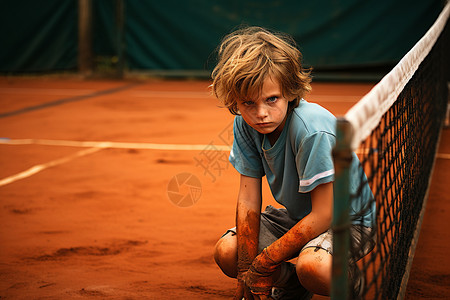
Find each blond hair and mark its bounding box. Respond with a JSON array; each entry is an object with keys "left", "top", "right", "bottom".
[{"left": 211, "top": 26, "right": 312, "bottom": 115}]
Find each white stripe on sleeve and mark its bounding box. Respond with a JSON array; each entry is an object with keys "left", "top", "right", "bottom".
[{"left": 299, "top": 169, "right": 335, "bottom": 187}]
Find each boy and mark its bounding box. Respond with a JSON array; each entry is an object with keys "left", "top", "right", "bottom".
[{"left": 211, "top": 27, "right": 375, "bottom": 299}]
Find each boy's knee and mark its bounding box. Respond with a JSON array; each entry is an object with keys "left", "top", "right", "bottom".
[
  {"left": 296, "top": 248, "right": 331, "bottom": 296},
  {"left": 214, "top": 232, "right": 238, "bottom": 278}
]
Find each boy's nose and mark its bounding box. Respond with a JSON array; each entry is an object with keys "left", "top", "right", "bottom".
[{"left": 256, "top": 104, "right": 269, "bottom": 119}]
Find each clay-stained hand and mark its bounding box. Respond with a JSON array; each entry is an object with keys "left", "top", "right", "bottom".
[
  {"left": 234, "top": 272, "right": 255, "bottom": 300},
  {"left": 242, "top": 248, "right": 280, "bottom": 298}
]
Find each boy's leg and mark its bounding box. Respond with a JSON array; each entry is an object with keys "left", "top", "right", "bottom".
[
  {"left": 295, "top": 226, "right": 376, "bottom": 297},
  {"left": 296, "top": 246, "right": 332, "bottom": 295},
  {"left": 214, "top": 230, "right": 238, "bottom": 278},
  {"left": 295, "top": 230, "right": 333, "bottom": 296},
  {"left": 213, "top": 212, "right": 280, "bottom": 278},
  {"left": 214, "top": 206, "right": 313, "bottom": 298}
]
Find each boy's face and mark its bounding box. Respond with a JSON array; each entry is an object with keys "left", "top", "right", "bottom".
[{"left": 237, "top": 76, "right": 292, "bottom": 141}]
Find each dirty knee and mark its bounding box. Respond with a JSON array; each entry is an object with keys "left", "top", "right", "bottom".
[
  {"left": 214, "top": 234, "right": 238, "bottom": 278},
  {"left": 296, "top": 248, "right": 331, "bottom": 296}
]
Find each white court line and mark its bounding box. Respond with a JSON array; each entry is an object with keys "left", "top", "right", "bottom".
[
  {"left": 0, "top": 147, "right": 101, "bottom": 187},
  {"left": 0, "top": 138, "right": 232, "bottom": 151},
  {"left": 0, "top": 139, "right": 448, "bottom": 187},
  {"left": 0, "top": 138, "right": 231, "bottom": 187},
  {"left": 1, "top": 138, "right": 448, "bottom": 157},
  {"left": 436, "top": 153, "right": 450, "bottom": 159}
]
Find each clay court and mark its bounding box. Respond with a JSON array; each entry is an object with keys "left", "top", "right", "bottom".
[{"left": 0, "top": 77, "right": 448, "bottom": 299}]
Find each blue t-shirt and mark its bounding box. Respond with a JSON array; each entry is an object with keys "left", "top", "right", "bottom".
[{"left": 229, "top": 99, "right": 375, "bottom": 227}]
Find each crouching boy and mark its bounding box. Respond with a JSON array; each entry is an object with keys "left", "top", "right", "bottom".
[{"left": 211, "top": 27, "right": 375, "bottom": 299}]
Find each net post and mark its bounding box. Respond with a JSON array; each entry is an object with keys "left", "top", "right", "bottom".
[
  {"left": 331, "top": 118, "right": 353, "bottom": 300},
  {"left": 115, "top": 0, "right": 125, "bottom": 79},
  {"left": 78, "top": 0, "right": 93, "bottom": 76}
]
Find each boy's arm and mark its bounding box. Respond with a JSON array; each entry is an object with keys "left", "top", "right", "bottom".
[
  {"left": 244, "top": 182, "right": 333, "bottom": 294},
  {"left": 266, "top": 181, "right": 333, "bottom": 260},
  {"left": 235, "top": 174, "right": 263, "bottom": 298}
]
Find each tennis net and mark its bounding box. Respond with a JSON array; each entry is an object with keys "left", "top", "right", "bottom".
[{"left": 332, "top": 2, "right": 449, "bottom": 300}]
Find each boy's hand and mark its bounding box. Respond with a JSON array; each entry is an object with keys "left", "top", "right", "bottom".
[
  {"left": 235, "top": 277, "right": 272, "bottom": 300},
  {"left": 234, "top": 275, "right": 255, "bottom": 300},
  {"left": 242, "top": 248, "right": 281, "bottom": 297},
  {"left": 235, "top": 268, "right": 274, "bottom": 300}
]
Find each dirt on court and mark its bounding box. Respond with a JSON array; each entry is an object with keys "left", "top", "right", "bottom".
[{"left": 0, "top": 77, "right": 448, "bottom": 299}]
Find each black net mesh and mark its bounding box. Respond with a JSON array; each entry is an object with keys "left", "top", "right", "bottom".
[{"left": 348, "top": 17, "right": 449, "bottom": 300}]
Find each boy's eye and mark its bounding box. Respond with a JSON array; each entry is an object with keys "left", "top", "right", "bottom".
[
  {"left": 242, "top": 100, "right": 254, "bottom": 106},
  {"left": 267, "top": 96, "right": 278, "bottom": 103}
]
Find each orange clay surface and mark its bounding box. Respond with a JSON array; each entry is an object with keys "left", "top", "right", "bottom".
[{"left": 0, "top": 77, "right": 448, "bottom": 299}]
